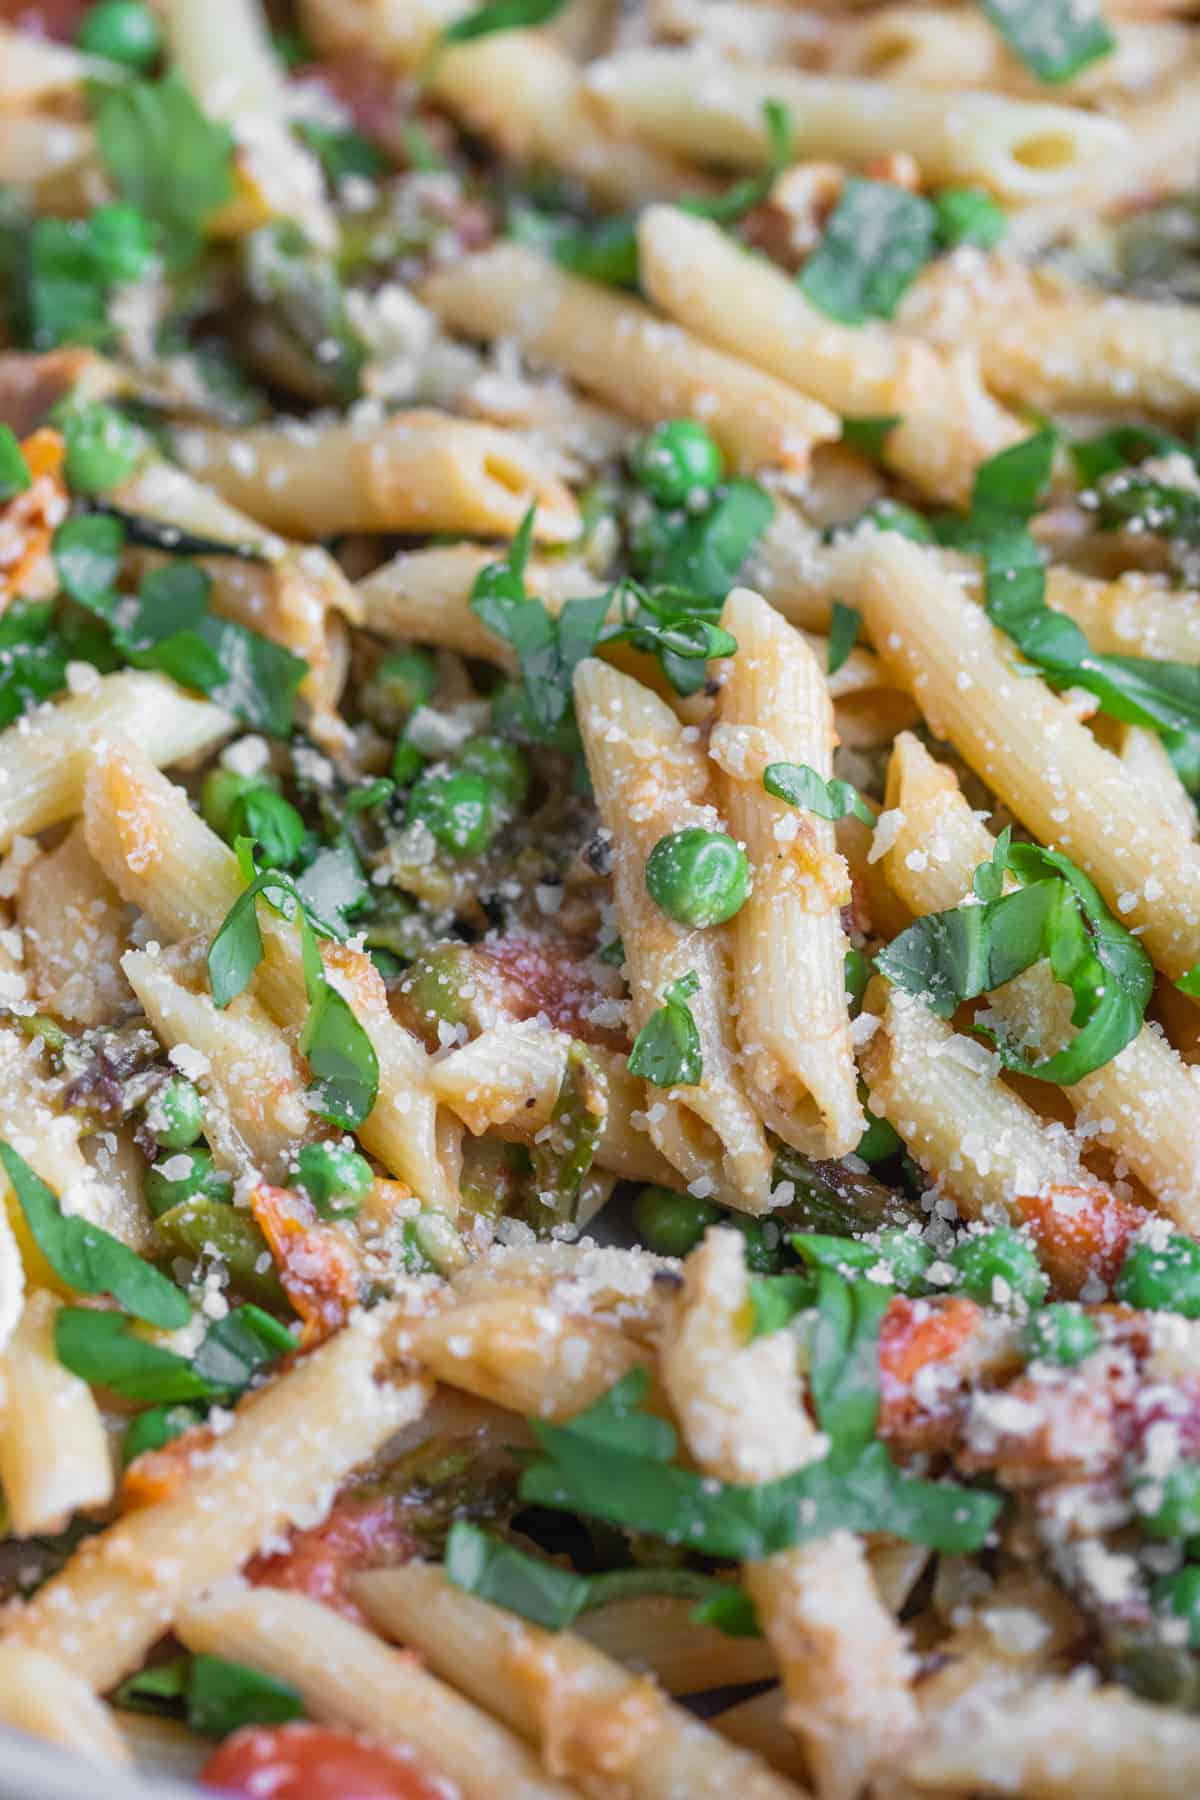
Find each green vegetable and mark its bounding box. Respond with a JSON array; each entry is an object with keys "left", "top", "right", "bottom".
[
  {"left": 154, "top": 1199, "right": 286, "bottom": 1309},
  {"left": 144, "top": 1078, "right": 206, "bottom": 1151},
  {"left": 979, "top": 0, "right": 1114, "bottom": 84},
  {"left": 190, "top": 1304, "right": 296, "bottom": 1391},
  {"left": 627, "top": 971, "right": 703, "bottom": 1087},
  {"left": 932, "top": 186, "right": 1007, "bottom": 249},
  {"left": 187, "top": 1655, "right": 305, "bottom": 1737},
  {"left": 55, "top": 1309, "right": 214, "bottom": 1403},
  {"left": 864, "top": 498, "right": 934, "bottom": 543},
  {"left": 799, "top": 179, "right": 936, "bottom": 325},
  {"left": 973, "top": 426, "right": 1057, "bottom": 516},
  {"left": 806, "top": 1268, "right": 892, "bottom": 1450},
  {"left": 0, "top": 1139, "right": 188, "bottom": 1329},
  {"left": 406, "top": 767, "right": 500, "bottom": 857},
  {"left": 244, "top": 223, "right": 366, "bottom": 405},
  {"left": 520, "top": 1366, "right": 1001, "bottom": 1560},
  {"left": 470, "top": 507, "right": 611, "bottom": 737},
  {"left": 855, "top": 1110, "right": 903, "bottom": 1164},
  {"left": 845, "top": 947, "right": 871, "bottom": 1007},
  {"left": 457, "top": 735, "right": 529, "bottom": 811},
  {"left": 1023, "top": 1303, "right": 1099, "bottom": 1366},
  {"left": 1115, "top": 1235, "right": 1200, "bottom": 1318},
  {"left": 78, "top": 0, "right": 163, "bottom": 69},
  {"left": 633, "top": 478, "right": 774, "bottom": 602},
  {"left": 122, "top": 1402, "right": 204, "bottom": 1464},
  {"left": 1135, "top": 1461, "right": 1200, "bottom": 1539},
  {"left": 529, "top": 1041, "right": 606, "bottom": 1223},
  {"left": 644, "top": 828, "right": 750, "bottom": 929},
  {"left": 730, "top": 1216, "right": 785, "bottom": 1275},
  {"left": 630, "top": 421, "right": 724, "bottom": 507},
  {"left": 600, "top": 580, "right": 738, "bottom": 699},
  {"left": 28, "top": 207, "right": 152, "bottom": 349},
  {"left": 296, "top": 843, "right": 369, "bottom": 936},
  {"left": 1153, "top": 1567, "right": 1200, "bottom": 1649},
  {"left": 876, "top": 837, "right": 1153, "bottom": 1086},
  {"left": 632, "top": 1186, "right": 721, "bottom": 1258},
  {"left": 294, "top": 1142, "right": 374, "bottom": 1218},
  {"left": 950, "top": 1226, "right": 1048, "bottom": 1308},
  {"left": 444, "top": 1519, "right": 758, "bottom": 1635},
  {"left": 391, "top": 734, "right": 426, "bottom": 787},
  {"left": 375, "top": 646, "right": 437, "bottom": 717},
  {"left": 747, "top": 1272, "right": 816, "bottom": 1338},
  {"left": 94, "top": 73, "right": 236, "bottom": 268},
  {"left": 0, "top": 426, "right": 31, "bottom": 500},
  {"left": 295, "top": 121, "right": 387, "bottom": 187},
  {"left": 840, "top": 416, "right": 899, "bottom": 460},
  {"left": 1070, "top": 425, "right": 1186, "bottom": 487},
  {"left": 438, "top": 0, "right": 569, "bottom": 49},
  {"left": 763, "top": 762, "right": 877, "bottom": 826},
  {"left": 60, "top": 402, "right": 144, "bottom": 493},
  {"left": 144, "top": 1148, "right": 232, "bottom": 1219},
  {"left": 827, "top": 602, "right": 862, "bottom": 676},
  {"left": 240, "top": 788, "right": 308, "bottom": 871},
  {"left": 793, "top": 1229, "right": 932, "bottom": 1297},
  {"left": 201, "top": 768, "right": 265, "bottom": 841}
]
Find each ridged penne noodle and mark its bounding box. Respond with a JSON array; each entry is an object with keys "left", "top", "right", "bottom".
[
  {"left": 907, "top": 1673, "right": 1200, "bottom": 1799},
  {"left": 0, "top": 1203, "right": 22, "bottom": 1362},
  {"left": 176, "top": 1581, "right": 582, "bottom": 1800},
  {"left": 16, "top": 824, "right": 132, "bottom": 1027},
  {"left": 0, "top": 1306, "right": 429, "bottom": 1690},
  {"left": 409, "top": 1292, "right": 653, "bottom": 1420},
  {"left": 860, "top": 978, "right": 1112, "bottom": 1217},
  {"left": 1120, "top": 724, "right": 1198, "bottom": 841},
  {"left": 879, "top": 732, "right": 1200, "bottom": 1232},
  {"left": 421, "top": 244, "right": 838, "bottom": 476},
  {"left": 637, "top": 206, "right": 1023, "bottom": 506},
  {"left": 0, "top": 1291, "right": 113, "bottom": 1538},
  {"left": 0, "top": 1647, "right": 129, "bottom": 1764},
  {"left": 712, "top": 1688, "right": 808, "bottom": 1783},
  {"left": 574, "top": 1593, "right": 777, "bottom": 1694},
  {"left": 855, "top": 533, "right": 1200, "bottom": 982},
  {"left": 573, "top": 658, "right": 774, "bottom": 1212},
  {"left": 83, "top": 743, "right": 460, "bottom": 1212},
  {"left": 355, "top": 1565, "right": 808, "bottom": 1800},
  {"left": 898, "top": 255, "right": 1200, "bottom": 419},
  {"left": 660, "top": 1228, "right": 817, "bottom": 1484},
  {"left": 357, "top": 544, "right": 597, "bottom": 667},
  {"left": 588, "top": 1045, "right": 681, "bottom": 1187},
  {"left": 0, "top": 671, "right": 233, "bottom": 852},
  {"left": 710, "top": 589, "right": 863, "bottom": 1157},
  {"left": 585, "top": 51, "right": 1129, "bottom": 200},
  {"left": 174, "top": 411, "right": 580, "bottom": 543},
  {"left": 122, "top": 944, "right": 313, "bottom": 1181},
  {"left": 429, "top": 1020, "right": 571, "bottom": 1137}
]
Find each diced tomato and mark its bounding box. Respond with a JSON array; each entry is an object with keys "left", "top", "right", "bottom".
[
  {"left": 477, "top": 933, "right": 628, "bottom": 1052},
  {"left": 1015, "top": 1185, "right": 1147, "bottom": 1298},
  {"left": 121, "top": 1423, "right": 216, "bottom": 1511},
  {"left": 0, "top": 428, "right": 67, "bottom": 604},
  {"left": 246, "top": 1492, "right": 417, "bottom": 1624},
  {"left": 877, "top": 1295, "right": 981, "bottom": 1452},
  {"left": 201, "top": 1723, "right": 454, "bottom": 1800},
  {"left": 249, "top": 1185, "right": 358, "bottom": 1349}
]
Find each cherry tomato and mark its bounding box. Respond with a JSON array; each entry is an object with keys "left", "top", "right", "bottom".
[
  {"left": 201, "top": 1723, "right": 453, "bottom": 1800},
  {"left": 246, "top": 1493, "right": 417, "bottom": 1622}
]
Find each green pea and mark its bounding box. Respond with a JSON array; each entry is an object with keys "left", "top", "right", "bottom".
[
  {"left": 1153, "top": 1567, "right": 1200, "bottom": 1648},
  {"left": 873, "top": 1227, "right": 933, "bottom": 1295},
  {"left": 154, "top": 1198, "right": 286, "bottom": 1309},
  {"left": 856, "top": 1111, "right": 903, "bottom": 1164},
  {"left": 1136, "top": 1461, "right": 1200, "bottom": 1539},
  {"left": 630, "top": 420, "right": 724, "bottom": 506},
  {"left": 144, "top": 1078, "right": 205, "bottom": 1151},
  {"left": 122, "top": 1402, "right": 203, "bottom": 1465},
  {"left": 78, "top": 0, "right": 162, "bottom": 68},
  {"left": 376, "top": 647, "right": 437, "bottom": 717},
  {"left": 950, "top": 1226, "right": 1048, "bottom": 1309},
  {"left": 1023, "top": 1302, "right": 1100, "bottom": 1367},
  {"left": 294, "top": 1142, "right": 373, "bottom": 1219},
  {"left": 60, "top": 402, "right": 143, "bottom": 494},
  {"left": 645, "top": 828, "right": 750, "bottom": 928},
  {"left": 458, "top": 735, "right": 529, "bottom": 811},
  {"left": 144, "top": 1148, "right": 232, "bottom": 1219},
  {"left": 730, "top": 1214, "right": 785, "bottom": 1275},
  {"left": 1116, "top": 1235, "right": 1200, "bottom": 1318},
  {"left": 239, "top": 785, "right": 307, "bottom": 870},
  {"left": 391, "top": 734, "right": 426, "bottom": 788},
  {"left": 406, "top": 768, "right": 498, "bottom": 857},
  {"left": 633, "top": 1185, "right": 722, "bottom": 1258}
]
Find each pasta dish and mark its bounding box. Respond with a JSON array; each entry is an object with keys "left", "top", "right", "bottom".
[{"left": 2, "top": 0, "right": 1200, "bottom": 1795}]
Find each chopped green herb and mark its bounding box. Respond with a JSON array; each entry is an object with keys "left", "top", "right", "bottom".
[
  {"left": 747, "top": 1272, "right": 817, "bottom": 1339},
  {"left": 0, "top": 1140, "right": 188, "bottom": 1329},
  {"left": 94, "top": 74, "right": 236, "bottom": 268},
  {"left": 298, "top": 910, "right": 380, "bottom": 1130},
  {"left": 799, "top": 179, "right": 936, "bottom": 325},
  {"left": 295, "top": 122, "right": 387, "bottom": 186},
  {"left": 627, "top": 971, "right": 703, "bottom": 1088},
  {"left": 0, "top": 425, "right": 31, "bottom": 501},
  {"left": 763, "top": 762, "right": 877, "bottom": 826},
  {"left": 635, "top": 479, "right": 775, "bottom": 602},
  {"left": 827, "top": 602, "right": 862, "bottom": 675},
  {"left": 841, "top": 416, "right": 899, "bottom": 460},
  {"left": 979, "top": 0, "right": 1114, "bottom": 84},
  {"left": 932, "top": 186, "right": 1007, "bottom": 250},
  {"left": 187, "top": 1655, "right": 305, "bottom": 1737},
  {"left": 439, "top": 0, "right": 569, "bottom": 48},
  {"left": 29, "top": 206, "right": 152, "bottom": 349},
  {"left": 55, "top": 1309, "right": 213, "bottom": 1402}
]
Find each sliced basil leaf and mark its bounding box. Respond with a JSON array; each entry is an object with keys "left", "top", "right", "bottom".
[
  {"left": 0, "top": 424, "right": 32, "bottom": 499},
  {"left": 827, "top": 601, "right": 862, "bottom": 676},
  {"left": 94, "top": 74, "right": 236, "bottom": 269},
  {"left": 55, "top": 1309, "right": 213, "bottom": 1402},
  {"left": 53, "top": 512, "right": 125, "bottom": 606},
  {"left": 799, "top": 179, "right": 936, "bottom": 325},
  {"left": 972, "top": 427, "right": 1056, "bottom": 519},
  {"left": 841, "top": 416, "right": 900, "bottom": 459},
  {"left": 627, "top": 971, "right": 703, "bottom": 1088},
  {"left": 440, "top": 0, "right": 569, "bottom": 47},
  {"left": 640, "top": 479, "right": 775, "bottom": 602},
  {"left": 1069, "top": 424, "right": 1186, "bottom": 487},
  {"left": 763, "top": 761, "right": 877, "bottom": 826},
  {"left": 747, "top": 1272, "right": 817, "bottom": 1340},
  {"left": 932, "top": 186, "right": 1007, "bottom": 250},
  {"left": 298, "top": 911, "right": 380, "bottom": 1129},
  {"left": 187, "top": 1655, "right": 305, "bottom": 1738},
  {"left": 0, "top": 1141, "right": 189, "bottom": 1329},
  {"left": 979, "top": 0, "right": 1114, "bottom": 84}
]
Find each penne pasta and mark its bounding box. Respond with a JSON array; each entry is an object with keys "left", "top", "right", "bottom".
[
  {"left": 0, "top": 1290, "right": 112, "bottom": 1537},
  {"left": 0, "top": 1646, "right": 129, "bottom": 1764}
]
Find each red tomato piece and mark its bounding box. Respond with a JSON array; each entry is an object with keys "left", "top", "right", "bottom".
[
  {"left": 249, "top": 1185, "right": 358, "bottom": 1348},
  {"left": 877, "top": 1295, "right": 981, "bottom": 1452},
  {"left": 246, "top": 1493, "right": 417, "bottom": 1623},
  {"left": 1015, "top": 1185, "right": 1146, "bottom": 1297},
  {"left": 201, "top": 1723, "right": 455, "bottom": 1800}
]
